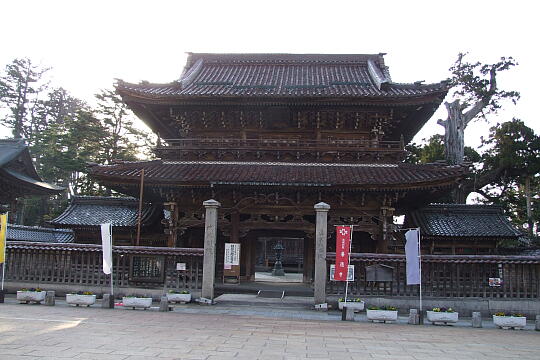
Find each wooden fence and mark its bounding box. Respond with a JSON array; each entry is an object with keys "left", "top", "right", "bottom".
[
  {"left": 4, "top": 242, "right": 204, "bottom": 290},
  {"left": 326, "top": 253, "right": 540, "bottom": 299}
]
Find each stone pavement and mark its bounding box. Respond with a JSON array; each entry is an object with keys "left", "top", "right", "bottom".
[{"left": 0, "top": 298, "right": 539, "bottom": 360}]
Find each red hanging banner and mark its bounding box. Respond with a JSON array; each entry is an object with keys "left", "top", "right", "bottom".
[{"left": 334, "top": 225, "right": 352, "bottom": 281}]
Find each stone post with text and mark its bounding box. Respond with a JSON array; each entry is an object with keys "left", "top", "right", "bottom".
[
  {"left": 314, "top": 202, "right": 330, "bottom": 305},
  {"left": 201, "top": 199, "right": 221, "bottom": 302}
]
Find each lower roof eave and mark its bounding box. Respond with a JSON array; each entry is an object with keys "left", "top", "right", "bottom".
[{"left": 95, "top": 177, "right": 458, "bottom": 192}]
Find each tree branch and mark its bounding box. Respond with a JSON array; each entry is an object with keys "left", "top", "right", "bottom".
[
  {"left": 463, "top": 67, "right": 497, "bottom": 125},
  {"left": 437, "top": 118, "right": 447, "bottom": 127}
]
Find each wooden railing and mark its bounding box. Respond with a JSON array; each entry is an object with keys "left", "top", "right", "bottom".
[
  {"left": 326, "top": 253, "right": 540, "bottom": 299},
  {"left": 159, "top": 138, "right": 403, "bottom": 152},
  {"left": 4, "top": 242, "right": 204, "bottom": 290}
]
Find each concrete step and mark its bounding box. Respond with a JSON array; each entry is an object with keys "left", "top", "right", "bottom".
[
  {"left": 257, "top": 290, "right": 284, "bottom": 299},
  {"left": 214, "top": 293, "right": 314, "bottom": 308}
]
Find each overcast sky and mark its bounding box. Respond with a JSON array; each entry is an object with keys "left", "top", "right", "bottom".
[{"left": 1, "top": 0, "right": 538, "bottom": 148}]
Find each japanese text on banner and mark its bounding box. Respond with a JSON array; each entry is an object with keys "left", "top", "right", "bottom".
[{"left": 334, "top": 225, "right": 352, "bottom": 281}]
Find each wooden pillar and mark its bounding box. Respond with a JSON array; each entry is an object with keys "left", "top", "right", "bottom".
[
  {"left": 201, "top": 199, "right": 220, "bottom": 301},
  {"left": 314, "top": 202, "right": 330, "bottom": 305},
  {"left": 377, "top": 207, "right": 394, "bottom": 253},
  {"left": 230, "top": 211, "right": 239, "bottom": 243},
  {"left": 303, "top": 234, "right": 315, "bottom": 283},
  {"left": 164, "top": 202, "right": 178, "bottom": 247}
]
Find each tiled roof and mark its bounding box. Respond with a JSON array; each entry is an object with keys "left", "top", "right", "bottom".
[
  {"left": 406, "top": 204, "right": 524, "bottom": 239},
  {"left": 0, "top": 138, "right": 64, "bottom": 195},
  {"left": 50, "top": 196, "right": 160, "bottom": 228},
  {"left": 116, "top": 53, "right": 448, "bottom": 100},
  {"left": 90, "top": 160, "right": 466, "bottom": 190},
  {"left": 7, "top": 224, "right": 74, "bottom": 243},
  {"left": 0, "top": 139, "right": 27, "bottom": 167}
]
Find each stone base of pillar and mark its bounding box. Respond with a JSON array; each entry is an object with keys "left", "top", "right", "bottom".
[
  {"left": 198, "top": 297, "right": 214, "bottom": 305},
  {"left": 408, "top": 309, "right": 420, "bottom": 325},
  {"left": 101, "top": 294, "right": 115, "bottom": 309},
  {"left": 341, "top": 306, "right": 355, "bottom": 321},
  {"left": 535, "top": 315, "right": 540, "bottom": 331},
  {"left": 44, "top": 291, "right": 55, "bottom": 306},
  {"left": 472, "top": 312, "right": 482, "bottom": 328},
  {"left": 159, "top": 296, "right": 171, "bottom": 312}
]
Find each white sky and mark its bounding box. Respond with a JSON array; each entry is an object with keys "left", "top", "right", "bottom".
[{"left": 1, "top": 0, "right": 538, "bottom": 148}]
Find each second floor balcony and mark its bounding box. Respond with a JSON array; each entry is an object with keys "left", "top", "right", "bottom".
[{"left": 155, "top": 137, "right": 405, "bottom": 163}]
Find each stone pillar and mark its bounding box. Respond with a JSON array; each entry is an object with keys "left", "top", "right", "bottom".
[
  {"left": 314, "top": 202, "right": 330, "bottom": 305},
  {"left": 535, "top": 315, "right": 540, "bottom": 331},
  {"left": 201, "top": 199, "right": 221, "bottom": 302}
]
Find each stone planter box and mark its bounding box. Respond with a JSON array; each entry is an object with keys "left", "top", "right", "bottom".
[
  {"left": 66, "top": 294, "right": 96, "bottom": 307},
  {"left": 426, "top": 311, "right": 459, "bottom": 325},
  {"left": 166, "top": 293, "right": 191, "bottom": 304},
  {"left": 366, "top": 309, "right": 398, "bottom": 323},
  {"left": 493, "top": 315, "right": 527, "bottom": 329},
  {"left": 17, "top": 291, "right": 46, "bottom": 304},
  {"left": 338, "top": 301, "right": 364, "bottom": 312},
  {"left": 122, "top": 297, "right": 152, "bottom": 310}
]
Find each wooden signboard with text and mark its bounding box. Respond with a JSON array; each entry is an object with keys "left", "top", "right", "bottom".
[{"left": 223, "top": 243, "right": 241, "bottom": 283}]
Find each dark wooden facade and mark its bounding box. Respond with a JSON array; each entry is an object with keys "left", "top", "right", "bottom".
[{"left": 91, "top": 53, "right": 468, "bottom": 282}]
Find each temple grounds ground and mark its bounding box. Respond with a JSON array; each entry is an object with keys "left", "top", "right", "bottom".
[{"left": 0, "top": 299, "right": 539, "bottom": 359}]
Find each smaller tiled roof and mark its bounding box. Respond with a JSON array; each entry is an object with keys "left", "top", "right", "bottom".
[
  {"left": 89, "top": 160, "right": 467, "bottom": 190},
  {"left": 406, "top": 204, "right": 523, "bottom": 240},
  {"left": 7, "top": 224, "right": 74, "bottom": 243},
  {"left": 50, "top": 196, "right": 160, "bottom": 228}
]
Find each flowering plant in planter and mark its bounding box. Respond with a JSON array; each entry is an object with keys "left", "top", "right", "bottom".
[
  {"left": 17, "top": 288, "right": 46, "bottom": 303},
  {"left": 431, "top": 307, "right": 454, "bottom": 312},
  {"left": 368, "top": 305, "right": 397, "bottom": 311},
  {"left": 337, "top": 298, "right": 364, "bottom": 312},
  {"left": 493, "top": 312, "right": 527, "bottom": 329},
  {"left": 366, "top": 305, "right": 398, "bottom": 322},
  {"left": 66, "top": 291, "right": 96, "bottom": 307},
  {"left": 427, "top": 307, "right": 459, "bottom": 324},
  {"left": 166, "top": 289, "right": 191, "bottom": 304}
]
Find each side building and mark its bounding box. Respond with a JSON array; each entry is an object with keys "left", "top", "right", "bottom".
[{"left": 50, "top": 196, "right": 164, "bottom": 246}]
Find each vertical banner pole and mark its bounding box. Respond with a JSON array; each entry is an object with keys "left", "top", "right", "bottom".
[
  {"left": 136, "top": 169, "right": 145, "bottom": 246},
  {"left": 110, "top": 223, "right": 114, "bottom": 297},
  {"left": 0, "top": 212, "right": 7, "bottom": 291},
  {"left": 344, "top": 225, "right": 353, "bottom": 303},
  {"left": 417, "top": 227, "right": 422, "bottom": 315}
]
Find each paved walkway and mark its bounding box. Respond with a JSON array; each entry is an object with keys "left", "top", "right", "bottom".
[{"left": 0, "top": 297, "right": 539, "bottom": 359}]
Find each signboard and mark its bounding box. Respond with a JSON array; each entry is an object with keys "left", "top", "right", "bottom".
[
  {"left": 223, "top": 243, "right": 241, "bottom": 282},
  {"left": 330, "top": 264, "right": 354, "bottom": 281},
  {"left": 489, "top": 277, "right": 502, "bottom": 287},
  {"left": 334, "top": 226, "right": 352, "bottom": 281},
  {"left": 224, "top": 243, "right": 240, "bottom": 269},
  {"left": 176, "top": 262, "right": 186, "bottom": 271}
]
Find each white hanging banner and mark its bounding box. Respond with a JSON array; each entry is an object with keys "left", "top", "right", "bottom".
[
  {"left": 101, "top": 223, "right": 113, "bottom": 275},
  {"left": 405, "top": 229, "right": 420, "bottom": 285}
]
